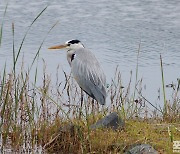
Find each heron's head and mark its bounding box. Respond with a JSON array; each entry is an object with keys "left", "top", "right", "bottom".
[{"left": 48, "top": 39, "right": 84, "bottom": 50}]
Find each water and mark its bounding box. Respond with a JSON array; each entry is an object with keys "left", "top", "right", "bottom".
[{"left": 0, "top": 0, "right": 180, "bottom": 108}]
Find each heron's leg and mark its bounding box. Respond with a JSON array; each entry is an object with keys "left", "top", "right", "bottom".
[
  {"left": 80, "top": 89, "right": 83, "bottom": 107},
  {"left": 91, "top": 99, "right": 95, "bottom": 122},
  {"left": 79, "top": 89, "right": 84, "bottom": 119}
]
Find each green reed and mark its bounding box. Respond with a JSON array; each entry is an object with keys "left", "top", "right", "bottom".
[
  {"left": 160, "top": 54, "right": 167, "bottom": 117},
  {"left": 0, "top": 2, "right": 8, "bottom": 47},
  {"left": 133, "top": 41, "right": 141, "bottom": 117}
]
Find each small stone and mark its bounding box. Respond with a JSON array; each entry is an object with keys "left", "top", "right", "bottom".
[
  {"left": 125, "top": 144, "right": 158, "bottom": 154},
  {"left": 90, "top": 112, "right": 125, "bottom": 130}
]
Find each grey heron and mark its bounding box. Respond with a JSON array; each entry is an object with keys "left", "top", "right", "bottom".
[{"left": 48, "top": 39, "right": 106, "bottom": 105}]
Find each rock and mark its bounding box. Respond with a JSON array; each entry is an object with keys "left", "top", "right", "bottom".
[
  {"left": 125, "top": 144, "right": 158, "bottom": 154},
  {"left": 90, "top": 112, "right": 125, "bottom": 130}
]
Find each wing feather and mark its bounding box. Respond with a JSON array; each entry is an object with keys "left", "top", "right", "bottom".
[{"left": 71, "top": 48, "right": 106, "bottom": 105}]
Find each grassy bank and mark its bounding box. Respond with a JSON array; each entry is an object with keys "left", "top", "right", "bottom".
[
  {"left": 0, "top": 56, "right": 179, "bottom": 153},
  {"left": 0, "top": 5, "right": 180, "bottom": 153}
]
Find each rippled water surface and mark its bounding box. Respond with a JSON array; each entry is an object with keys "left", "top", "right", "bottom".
[{"left": 0, "top": 0, "right": 180, "bottom": 106}]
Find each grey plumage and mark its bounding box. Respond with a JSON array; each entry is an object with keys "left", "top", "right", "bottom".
[
  {"left": 70, "top": 48, "right": 106, "bottom": 105},
  {"left": 49, "top": 39, "right": 107, "bottom": 105}
]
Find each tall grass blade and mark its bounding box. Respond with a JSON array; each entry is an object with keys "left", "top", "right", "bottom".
[
  {"left": 133, "top": 41, "right": 141, "bottom": 116},
  {"left": 12, "top": 22, "right": 19, "bottom": 122},
  {"left": 14, "top": 6, "right": 48, "bottom": 66},
  {"left": 12, "top": 23, "right": 16, "bottom": 72},
  {"left": 0, "top": 2, "right": 8, "bottom": 47},
  {"left": 160, "top": 54, "right": 167, "bottom": 117},
  {"left": 31, "top": 65, "right": 38, "bottom": 121},
  {"left": 0, "top": 63, "right": 6, "bottom": 106},
  {"left": 30, "top": 21, "right": 59, "bottom": 71}
]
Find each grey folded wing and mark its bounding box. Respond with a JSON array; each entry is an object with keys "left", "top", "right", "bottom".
[{"left": 71, "top": 49, "right": 106, "bottom": 105}]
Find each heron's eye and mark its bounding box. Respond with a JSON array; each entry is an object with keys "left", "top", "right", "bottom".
[{"left": 67, "top": 43, "right": 70, "bottom": 46}]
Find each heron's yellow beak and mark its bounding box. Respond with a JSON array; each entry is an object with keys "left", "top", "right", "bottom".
[{"left": 48, "top": 44, "right": 67, "bottom": 49}]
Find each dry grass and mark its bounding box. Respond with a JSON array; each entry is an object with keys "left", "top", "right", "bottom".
[
  {"left": 0, "top": 65, "right": 179, "bottom": 153},
  {"left": 32, "top": 117, "right": 180, "bottom": 153}
]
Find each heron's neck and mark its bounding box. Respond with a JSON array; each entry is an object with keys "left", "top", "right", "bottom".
[{"left": 67, "top": 49, "right": 76, "bottom": 66}]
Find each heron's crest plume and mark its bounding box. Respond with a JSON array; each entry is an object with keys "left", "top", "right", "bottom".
[{"left": 66, "top": 39, "right": 84, "bottom": 49}]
